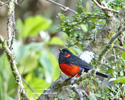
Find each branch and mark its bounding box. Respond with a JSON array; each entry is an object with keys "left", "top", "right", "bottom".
[
  {"left": 0, "top": 36, "right": 28, "bottom": 100},
  {"left": 82, "top": 89, "right": 90, "bottom": 99},
  {"left": 0, "top": 0, "right": 9, "bottom": 6},
  {"left": 37, "top": 69, "right": 96, "bottom": 100},
  {"left": 46, "top": 0, "right": 78, "bottom": 14},
  {"left": 7, "top": 0, "right": 16, "bottom": 49},
  {"left": 113, "top": 45, "right": 125, "bottom": 51},
  {"left": 96, "top": 26, "right": 125, "bottom": 68},
  {"left": 0, "top": 0, "right": 28, "bottom": 99},
  {"left": 86, "top": 8, "right": 125, "bottom": 53},
  {"left": 92, "top": 0, "right": 118, "bottom": 15},
  {"left": 71, "top": 84, "right": 84, "bottom": 100}
]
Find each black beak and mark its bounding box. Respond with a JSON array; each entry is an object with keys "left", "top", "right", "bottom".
[{"left": 59, "top": 49, "right": 63, "bottom": 53}]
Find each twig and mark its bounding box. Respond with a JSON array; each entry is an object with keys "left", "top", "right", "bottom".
[
  {"left": 46, "top": 0, "right": 77, "bottom": 14},
  {"left": 22, "top": 54, "right": 31, "bottom": 74},
  {"left": 113, "top": 45, "right": 125, "bottom": 51},
  {"left": 0, "top": 36, "right": 28, "bottom": 100},
  {"left": 111, "top": 85, "right": 123, "bottom": 100},
  {"left": 92, "top": 0, "right": 118, "bottom": 14},
  {"left": 0, "top": 0, "right": 9, "bottom": 6},
  {"left": 22, "top": 78, "right": 39, "bottom": 97},
  {"left": 96, "top": 26, "right": 125, "bottom": 68},
  {"left": 82, "top": 89, "right": 90, "bottom": 99},
  {"left": 71, "top": 84, "right": 84, "bottom": 100}
]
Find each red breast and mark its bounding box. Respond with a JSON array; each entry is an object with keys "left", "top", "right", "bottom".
[{"left": 59, "top": 63, "right": 81, "bottom": 77}]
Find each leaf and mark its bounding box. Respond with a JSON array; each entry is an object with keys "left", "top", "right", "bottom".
[
  {"left": 24, "top": 76, "right": 50, "bottom": 99},
  {"left": 13, "top": 40, "right": 44, "bottom": 63},
  {"left": 109, "top": 77, "right": 125, "bottom": 83},
  {"left": 121, "top": 45, "right": 125, "bottom": 59},
  {"left": 16, "top": 18, "right": 24, "bottom": 38},
  {"left": 86, "top": 1, "right": 91, "bottom": 12},
  {"left": 39, "top": 31, "right": 50, "bottom": 43},
  {"left": 47, "top": 52, "right": 60, "bottom": 81},
  {"left": 0, "top": 54, "right": 16, "bottom": 98},
  {"left": 80, "top": 24, "right": 88, "bottom": 32},
  {"left": 47, "top": 37, "right": 64, "bottom": 46},
  {"left": 39, "top": 51, "right": 53, "bottom": 83},
  {"left": 19, "top": 53, "right": 38, "bottom": 74},
  {"left": 89, "top": 92, "right": 97, "bottom": 100},
  {"left": 21, "top": 15, "right": 52, "bottom": 38}
]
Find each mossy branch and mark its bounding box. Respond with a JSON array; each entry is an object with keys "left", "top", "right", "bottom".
[{"left": 0, "top": 0, "right": 28, "bottom": 99}]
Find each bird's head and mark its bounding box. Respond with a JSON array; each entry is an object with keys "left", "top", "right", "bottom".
[
  {"left": 59, "top": 48, "right": 73, "bottom": 57},
  {"left": 59, "top": 48, "right": 73, "bottom": 64}
]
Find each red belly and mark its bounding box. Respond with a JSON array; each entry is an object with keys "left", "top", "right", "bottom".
[{"left": 59, "top": 63, "right": 81, "bottom": 77}]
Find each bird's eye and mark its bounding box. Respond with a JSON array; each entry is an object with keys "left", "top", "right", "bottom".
[{"left": 65, "top": 53, "right": 70, "bottom": 57}]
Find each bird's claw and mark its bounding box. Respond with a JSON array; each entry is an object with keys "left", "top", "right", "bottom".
[{"left": 64, "top": 77, "right": 71, "bottom": 82}]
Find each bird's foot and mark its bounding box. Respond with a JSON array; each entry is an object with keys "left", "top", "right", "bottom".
[{"left": 64, "top": 77, "right": 72, "bottom": 82}]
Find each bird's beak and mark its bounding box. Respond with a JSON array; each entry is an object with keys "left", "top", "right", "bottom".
[{"left": 59, "top": 49, "right": 63, "bottom": 53}]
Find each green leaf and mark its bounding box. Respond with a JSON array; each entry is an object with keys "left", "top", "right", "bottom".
[
  {"left": 109, "top": 77, "right": 125, "bottom": 83},
  {"left": 47, "top": 37, "right": 64, "bottom": 46},
  {"left": 39, "top": 51, "right": 53, "bottom": 83},
  {"left": 89, "top": 92, "right": 97, "bottom": 100},
  {"left": 47, "top": 52, "right": 60, "bottom": 81},
  {"left": 0, "top": 54, "right": 16, "bottom": 99},
  {"left": 121, "top": 46, "right": 125, "bottom": 59},
  {"left": 13, "top": 40, "right": 43, "bottom": 63},
  {"left": 86, "top": 1, "right": 91, "bottom": 12},
  {"left": 19, "top": 53, "right": 38, "bottom": 74},
  {"left": 16, "top": 18, "right": 24, "bottom": 38},
  {"left": 80, "top": 24, "right": 88, "bottom": 32},
  {"left": 24, "top": 76, "right": 50, "bottom": 99},
  {"left": 21, "top": 15, "right": 52, "bottom": 38}
]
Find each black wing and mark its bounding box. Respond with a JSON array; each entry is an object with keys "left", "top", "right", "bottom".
[
  {"left": 64, "top": 55, "right": 108, "bottom": 78},
  {"left": 66, "top": 55, "right": 93, "bottom": 71}
]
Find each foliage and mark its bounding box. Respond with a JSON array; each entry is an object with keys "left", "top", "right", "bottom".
[
  {"left": 58, "top": 2, "right": 106, "bottom": 48},
  {"left": 16, "top": 15, "right": 52, "bottom": 39},
  {"left": 0, "top": 15, "right": 64, "bottom": 100},
  {"left": 58, "top": 0, "right": 125, "bottom": 99}
]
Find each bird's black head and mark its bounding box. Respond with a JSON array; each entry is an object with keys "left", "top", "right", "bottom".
[{"left": 59, "top": 48, "right": 73, "bottom": 64}]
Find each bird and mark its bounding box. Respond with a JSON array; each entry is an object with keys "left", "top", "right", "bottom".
[{"left": 58, "top": 48, "right": 108, "bottom": 78}]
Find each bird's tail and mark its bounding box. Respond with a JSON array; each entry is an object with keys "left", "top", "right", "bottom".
[{"left": 96, "top": 71, "right": 108, "bottom": 78}]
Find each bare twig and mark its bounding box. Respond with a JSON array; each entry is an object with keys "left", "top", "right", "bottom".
[
  {"left": 71, "top": 84, "right": 84, "bottom": 100},
  {"left": 22, "top": 78, "right": 39, "bottom": 97},
  {"left": 82, "top": 89, "right": 90, "bottom": 99},
  {"left": 0, "top": 36, "right": 28, "bottom": 100},
  {"left": 113, "top": 45, "right": 125, "bottom": 51},
  {"left": 46, "top": 0, "right": 77, "bottom": 14},
  {"left": 96, "top": 26, "right": 125, "bottom": 68},
  {"left": 0, "top": 0, "right": 9, "bottom": 6},
  {"left": 92, "top": 0, "right": 118, "bottom": 13},
  {"left": 111, "top": 85, "right": 123, "bottom": 100}
]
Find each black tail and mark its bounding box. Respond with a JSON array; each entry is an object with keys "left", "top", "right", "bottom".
[{"left": 96, "top": 71, "right": 108, "bottom": 78}]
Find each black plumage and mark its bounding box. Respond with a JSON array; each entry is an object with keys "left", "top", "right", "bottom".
[{"left": 59, "top": 48, "right": 108, "bottom": 78}]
